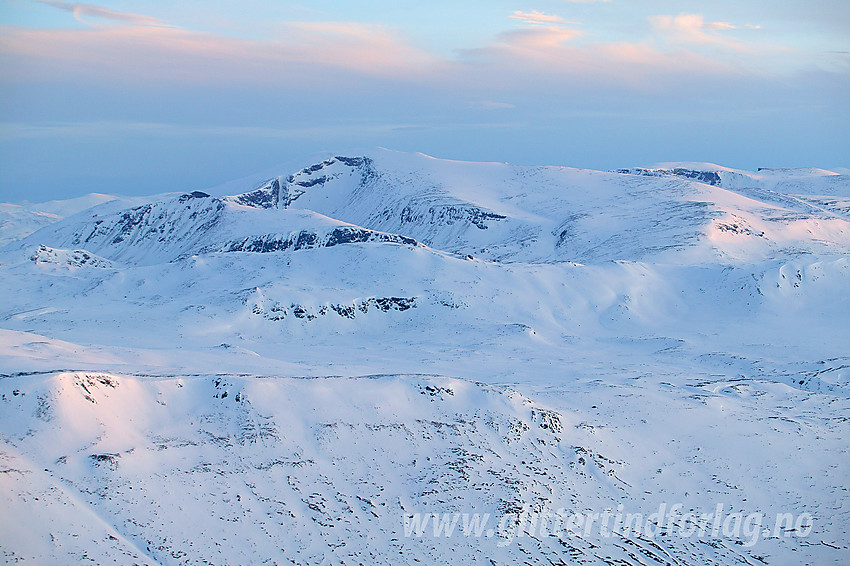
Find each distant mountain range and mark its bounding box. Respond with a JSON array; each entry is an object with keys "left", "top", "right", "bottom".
[{"left": 8, "top": 151, "right": 848, "bottom": 265}]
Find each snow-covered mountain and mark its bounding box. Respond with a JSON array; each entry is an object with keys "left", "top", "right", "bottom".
[
  {"left": 0, "top": 193, "right": 121, "bottom": 247},
  {"left": 1, "top": 149, "right": 848, "bottom": 565},
  {"left": 0, "top": 193, "right": 168, "bottom": 248},
  {"left": 8, "top": 151, "right": 848, "bottom": 266}
]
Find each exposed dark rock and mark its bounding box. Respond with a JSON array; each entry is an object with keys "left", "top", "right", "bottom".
[
  {"left": 89, "top": 453, "right": 120, "bottom": 471},
  {"left": 335, "top": 156, "right": 369, "bottom": 168},
  {"left": 615, "top": 167, "right": 722, "bottom": 186},
  {"left": 670, "top": 168, "right": 722, "bottom": 186},
  {"left": 218, "top": 227, "right": 418, "bottom": 254},
  {"left": 330, "top": 304, "right": 356, "bottom": 319},
  {"left": 72, "top": 197, "right": 225, "bottom": 260},
  {"left": 253, "top": 297, "right": 417, "bottom": 322},
  {"left": 400, "top": 204, "right": 506, "bottom": 230},
  {"left": 293, "top": 177, "right": 329, "bottom": 188},
  {"left": 717, "top": 222, "right": 765, "bottom": 237},
  {"left": 279, "top": 156, "right": 375, "bottom": 207},
  {"left": 360, "top": 297, "right": 416, "bottom": 312},
  {"left": 230, "top": 179, "right": 280, "bottom": 209},
  {"left": 179, "top": 191, "right": 211, "bottom": 202},
  {"left": 111, "top": 204, "right": 153, "bottom": 244}
]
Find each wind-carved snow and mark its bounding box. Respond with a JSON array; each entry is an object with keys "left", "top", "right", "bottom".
[
  {"left": 3, "top": 372, "right": 844, "bottom": 565},
  {"left": 0, "top": 149, "right": 848, "bottom": 565}
]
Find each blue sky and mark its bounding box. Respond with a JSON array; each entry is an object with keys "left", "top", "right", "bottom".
[{"left": 1, "top": 0, "right": 848, "bottom": 202}]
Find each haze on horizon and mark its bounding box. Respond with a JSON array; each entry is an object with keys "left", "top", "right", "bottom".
[{"left": 1, "top": 0, "right": 848, "bottom": 203}]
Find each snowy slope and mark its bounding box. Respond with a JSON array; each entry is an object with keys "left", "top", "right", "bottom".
[
  {"left": 0, "top": 193, "right": 166, "bottom": 248},
  {"left": 620, "top": 162, "right": 848, "bottom": 193},
  {"left": 1, "top": 371, "right": 845, "bottom": 565},
  {"left": 0, "top": 204, "right": 62, "bottom": 248},
  {"left": 1, "top": 149, "right": 848, "bottom": 565},
  {"left": 617, "top": 163, "right": 850, "bottom": 226}
]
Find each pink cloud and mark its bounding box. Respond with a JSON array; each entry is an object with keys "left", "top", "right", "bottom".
[
  {"left": 36, "top": 1, "right": 172, "bottom": 28},
  {"left": 509, "top": 10, "right": 579, "bottom": 26},
  {"left": 650, "top": 13, "right": 757, "bottom": 52},
  {"left": 0, "top": 9, "right": 785, "bottom": 97},
  {"left": 706, "top": 21, "right": 737, "bottom": 31},
  {"left": 0, "top": 22, "right": 438, "bottom": 84},
  {"left": 457, "top": 24, "right": 736, "bottom": 91},
  {"left": 485, "top": 26, "right": 583, "bottom": 53}
]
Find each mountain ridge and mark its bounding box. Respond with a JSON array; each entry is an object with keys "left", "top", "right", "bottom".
[{"left": 6, "top": 149, "right": 850, "bottom": 267}]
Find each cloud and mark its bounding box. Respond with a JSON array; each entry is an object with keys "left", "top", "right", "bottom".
[
  {"left": 271, "top": 21, "right": 438, "bottom": 74},
  {"left": 0, "top": 6, "right": 815, "bottom": 100},
  {"left": 0, "top": 21, "right": 438, "bottom": 84},
  {"left": 509, "top": 10, "right": 578, "bottom": 26},
  {"left": 36, "top": 1, "right": 172, "bottom": 28},
  {"left": 706, "top": 21, "right": 737, "bottom": 31},
  {"left": 650, "top": 13, "right": 757, "bottom": 52},
  {"left": 486, "top": 26, "right": 583, "bottom": 52},
  {"left": 456, "top": 12, "right": 773, "bottom": 85},
  {"left": 458, "top": 23, "right": 736, "bottom": 90}
]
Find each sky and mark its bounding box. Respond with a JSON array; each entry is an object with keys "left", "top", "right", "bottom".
[{"left": 1, "top": 0, "right": 848, "bottom": 202}]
